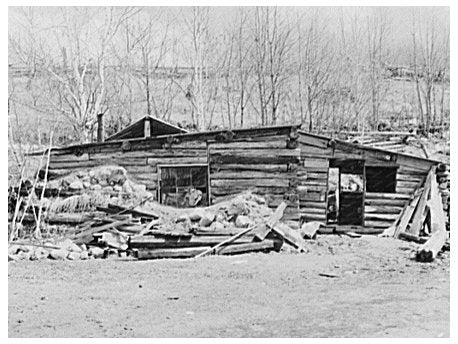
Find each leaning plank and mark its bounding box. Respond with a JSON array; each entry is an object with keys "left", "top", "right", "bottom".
[
  {"left": 270, "top": 222, "right": 308, "bottom": 252},
  {"left": 252, "top": 202, "right": 288, "bottom": 241},
  {"left": 408, "top": 167, "right": 434, "bottom": 236},
  {"left": 137, "top": 246, "right": 211, "bottom": 259},
  {"left": 416, "top": 171, "right": 447, "bottom": 262},
  {"left": 393, "top": 188, "right": 424, "bottom": 238}
]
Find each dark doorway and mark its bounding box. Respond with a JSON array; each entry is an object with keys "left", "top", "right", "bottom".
[{"left": 328, "top": 159, "right": 365, "bottom": 226}]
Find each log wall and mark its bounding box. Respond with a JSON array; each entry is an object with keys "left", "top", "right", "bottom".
[{"left": 208, "top": 134, "right": 301, "bottom": 221}]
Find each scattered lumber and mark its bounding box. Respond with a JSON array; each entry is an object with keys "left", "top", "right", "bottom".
[{"left": 195, "top": 202, "right": 287, "bottom": 258}]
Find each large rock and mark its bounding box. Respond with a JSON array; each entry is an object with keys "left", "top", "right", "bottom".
[
  {"left": 235, "top": 215, "right": 253, "bottom": 228},
  {"left": 31, "top": 247, "right": 49, "bottom": 260},
  {"left": 68, "top": 180, "right": 84, "bottom": 191},
  {"left": 67, "top": 251, "right": 81, "bottom": 260},
  {"left": 56, "top": 238, "right": 74, "bottom": 251},
  {"left": 210, "top": 221, "right": 226, "bottom": 231},
  {"left": 89, "top": 246, "right": 105, "bottom": 259},
  {"left": 199, "top": 212, "right": 215, "bottom": 227},
  {"left": 49, "top": 249, "right": 68, "bottom": 260},
  {"left": 189, "top": 212, "right": 203, "bottom": 222}
]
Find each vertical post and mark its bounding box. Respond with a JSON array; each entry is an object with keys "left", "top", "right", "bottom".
[
  {"left": 97, "top": 113, "right": 104, "bottom": 143},
  {"left": 144, "top": 118, "right": 151, "bottom": 138}
]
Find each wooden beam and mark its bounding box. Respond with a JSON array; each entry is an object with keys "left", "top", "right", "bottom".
[{"left": 408, "top": 167, "right": 434, "bottom": 236}]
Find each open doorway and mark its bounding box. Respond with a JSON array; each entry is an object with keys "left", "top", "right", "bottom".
[{"left": 327, "top": 159, "right": 365, "bottom": 226}]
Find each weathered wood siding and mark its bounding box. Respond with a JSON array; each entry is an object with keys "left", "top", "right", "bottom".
[
  {"left": 47, "top": 140, "right": 208, "bottom": 201},
  {"left": 208, "top": 134, "right": 301, "bottom": 221},
  {"left": 298, "top": 131, "right": 437, "bottom": 228}
]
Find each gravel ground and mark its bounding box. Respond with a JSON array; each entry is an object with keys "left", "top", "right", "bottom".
[{"left": 8, "top": 235, "right": 449, "bottom": 338}]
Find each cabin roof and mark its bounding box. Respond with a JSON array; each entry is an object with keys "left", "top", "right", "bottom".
[
  {"left": 297, "top": 130, "right": 442, "bottom": 165},
  {"left": 106, "top": 115, "right": 188, "bottom": 141}
]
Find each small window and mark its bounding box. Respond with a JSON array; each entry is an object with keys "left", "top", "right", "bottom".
[
  {"left": 159, "top": 165, "right": 208, "bottom": 208},
  {"left": 365, "top": 166, "right": 396, "bottom": 193}
]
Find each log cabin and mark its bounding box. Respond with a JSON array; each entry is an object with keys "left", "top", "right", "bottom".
[{"left": 35, "top": 115, "right": 443, "bottom": 230}]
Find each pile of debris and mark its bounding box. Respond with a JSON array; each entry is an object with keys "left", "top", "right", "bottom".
[
  {"left": 8, "top": 186, "right": 309, "bottom": 261},
  {"left": 381, "top": 165, "right": 450, "bottom": 262}
]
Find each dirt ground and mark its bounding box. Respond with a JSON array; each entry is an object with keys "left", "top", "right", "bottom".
[{"left": 8, "top": 235, "right": 449, "bottom": 338}]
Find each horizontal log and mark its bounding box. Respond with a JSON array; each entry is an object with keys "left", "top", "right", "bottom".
[
  {"left": 364, "top": 213, "right": 399, "bottom": 221},
  {"left": 299, "top": 193, "right": 326, "bottom": 202},
  {"left": 50, "top": 153, "right": 90, "bottom": 163},
  {"left": 365, "top": 193, "right": 410, "bottom": 200},
  {"left": 136, "top": 246, "right": 211, "bottom": 259},
  {"left": 364, "top": 205, "right": 403, "bottom": 214},
  {"left": 396, "top": 187, "right": 416, "bottom": 194},
  {"left": 299, "top": 207, "right": 326, "bottom": 214},
  {"left": 301, "top": 158, "right": 330, "bottom": 168},
  {"left": 210, "top": 163, "right": 288, "bottom": 173},
  {"left": 297, "top": 134, "right": 330, "bottom": 149},
  {"left": 396, "top": 155, "right": 434, "bottom": 172},
  {"left": 89, "top": 148, "right": 207, "bottom": 160},
  {"left": 210, "top": 150, "right": 300, "bottom": 165},
  {"left": 210, "top": 171, "right": 295, "bottom": 180},
  {"left": 365, "top": 199, "right": 408, "bottom": 207},
  {"left": 147, "top": 157, "right": 208, "bottom": 166},
  {"left": 296, "top": 185, "right": 327, "bottom": 192},
  {"left": 299, "top": 201, "right": 327, "bottom": 209},
  {"left": 397, "top": 180, "right": 421, "bottom": 189},
  {"left": 211, "top": 178, "right": 291, "bottom": 188},
  {"left": 396, "top": 173, "right": 424, "bottom": 182},
  {"left": 301, "top": 213, "right": 327, "bottom": 221},
  {"left": 296, "top": 171, "right": 328, "bottom": 179},
  {"left": 209, "top": 138, "right": 287, "bottom": 150},
  {"left": 211, "top": 186, "right": 294, "bottom": 196},
  {"left": 297, "top": 180, "right": 328, "bottom": 187},
  {"left": 363, "top": 220, "right": 393, "bottom": 228},
  {"left": 218, "top": 240, "right": 281, "bottom": 255},
  {"left": 299, "top": 145, "right": 334, "bottom": 156},
  {"left": 129, "top": 235, "right": 254, "bottom": 248},
  {"left": 318, "top": 226, "right": 384, "bottom": 235}
]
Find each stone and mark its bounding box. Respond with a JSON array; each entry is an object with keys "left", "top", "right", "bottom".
[
  {"left": 199, "top": 212, "right": 215, "bottom": 227},
  {"left": 68, "top": 180, "right": 84, "bottom": 191},
  {"left": 99, "top": 179, "right": 109, "bottom": 187},
  {"left": 210, "top": 221, "right": 226, "bottom": 231},
  {"left": 215, "top": 213, "right": 226, "bottom": 223},
  {"left": 82, "top": 181, "right": 91, "bottom": 189},
  {"left": 80, "top": 251, "right": 89, "bottom": 260},
  {"left": 31, "top": 247, "right": 49, "bottom": 260},
  {"left": 56, "top": 238, "right": 74, "bottom": 251},
  {"left": 49, "top": 249, "right": 68, "bottom": 260},
  {"left": 189, "top": 212, "right": 202, "bottom": 222},
  {"left": 103, "top": 186, "right": 113, "bottom": 192},
  {"left": 89, "top": 246, "right": 105, "bottom": 259},
  {"left": 67, "top": 251, "right": 81, "bottom": 260},
  {"left": 176, "top": 214, "right": 189, "bottom": 223},
  {"left": 113, "top": 185, "right": 122, "bottom": 192},
  {"left": 235, "top": 215, "right": 253, "bottom": 228},
  {"left": 69, "top": 243, "right": 82, "bottom": 253},
  {"left": 16, "top": 251, "right": 31, "bottom": 260}
]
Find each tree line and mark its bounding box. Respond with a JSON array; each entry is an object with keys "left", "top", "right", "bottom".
[{"left": 8, "top": 6, "right": 450, "bottom": 147}]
